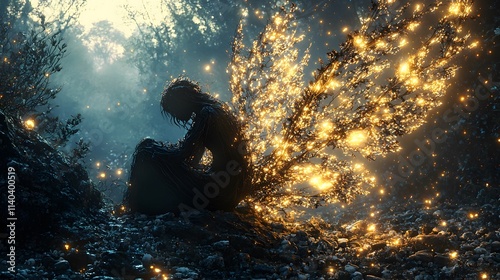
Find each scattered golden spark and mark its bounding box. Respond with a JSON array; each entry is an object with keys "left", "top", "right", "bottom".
[
  {"left": 64, "top": 244, "right": 70, "bottom": 250},
  {"left": 99, "top": 172, "right": 106, "bottom": 179},
  {"left": 116, "top": 169, "right": 123, "bottom": 176}
]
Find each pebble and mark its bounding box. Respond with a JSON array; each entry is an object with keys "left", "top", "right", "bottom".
[
  {"left": 54, "top": 259, "right": 70, "bottom": 272},
  {"left": 344, "top": 264, "right": 357, "bottom": 274}
]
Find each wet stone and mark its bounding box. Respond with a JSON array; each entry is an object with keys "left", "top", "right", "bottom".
[
  {"left": 54, "top": 259, "right": 70, "bottom": 272},
  {"left": 409, "top": 251, "right": 434, "bottom": 263},
  {"left": 344, "top": 264, "right": 357, "bottom": 274}
]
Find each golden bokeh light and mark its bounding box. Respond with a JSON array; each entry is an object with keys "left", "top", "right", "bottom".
[
  {"left": 347, "top": 130, "right": 368, "bottom": 148},
  {"left": 24, "top": 119, "right": 35, "bottom": 130}
]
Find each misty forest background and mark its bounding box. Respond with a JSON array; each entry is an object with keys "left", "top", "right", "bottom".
[{"left": 1, "top": 0, "right": 498, "bottom": 206}]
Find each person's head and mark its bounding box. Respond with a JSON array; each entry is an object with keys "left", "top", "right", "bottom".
[{"left": 161, "top": 77, "right": 216, "bottom": 126}]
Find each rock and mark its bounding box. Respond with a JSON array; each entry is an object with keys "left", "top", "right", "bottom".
[
  {"left": 66, "top": 251, "right": 94, "bottom": 271},
  {"left": 337, "top": 238, "right": 349, "bottom": 247},
  {"left": 279, "top": 265, "right": 292, "bottom": 277},
  {"left": 213, "top": 240, "right": 230, "bottom": 250},
  {"left": 25, "top": 258, "right": 36, "bottom": 266},
  {"left": 371, "top": 242, "right": 387, "bottom": 251},
  {"left": 420, "top": 225, "right": 433, "bottom": 235},
  {"left": 433, "top": 254, "right": 450, "bottom": 266},
  {"left": 344, "top": 264, "right": 357, "bottom": 274},
  {"left": 411, "top": 235, "right": 453, "bottom": 252},
  {"left": 491, "top": 242, "right": 500, "bottom": 253},
  {"left": 141, "top": 253, "right": 153, "bottom": 265},
  {"left": 381, "top": 269, "right": 392, "bottom": 279},
  {"left": 54, "top": 259, "right": 70, "bottom": 272},
  {"left": 200, "top": 254, "right": 224, "bottom": 269},
  {"left": 352, "top": 271, "right": 363, "bottom": 280},
  {"left": 433, "top": 210, "right": 443, "bottom": 216},
  {"left": 461, "top": 232, "right": 474, "bottom": 240},
  {"left": 406, "top": 229, "right": 419, "bottom": 238},
  {"left": 335, "top": 270, "right": 351, "bottom": 280},
  {"left": 253, "top": 264, "right": 275, "bottom": 274},
  {"left": 409, "top": 251, "right": 434, "bottom": 263},
  {"left": 474, "top": 247, "right": 488, "bottom": 255},
  {"left": 175, "top": 267, "right": 198, "bottom": 279}
]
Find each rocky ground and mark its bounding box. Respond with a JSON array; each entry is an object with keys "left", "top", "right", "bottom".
[{"left": 1, "top": 189, "right": 499, "bottom": 280}]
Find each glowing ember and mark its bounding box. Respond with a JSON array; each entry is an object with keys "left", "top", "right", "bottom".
[
  {"left": 99, "top": 172, "right": 106, "bottom": 179},
  {"left": 468, "top": 212, "right": 479, "bottom": 219},
  {"left": 24, "top": 119, "right": 35, "bottom": 130},
  {"left": 450, "top": 251, "right": 458, "bottom": 259}
]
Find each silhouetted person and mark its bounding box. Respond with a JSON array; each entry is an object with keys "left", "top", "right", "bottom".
[{"left": 124, "top": 78, "right": 251, "bottom": 215}]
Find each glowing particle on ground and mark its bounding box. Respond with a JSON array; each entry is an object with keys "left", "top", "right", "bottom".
[
  {"left": 64, "top": 244, "right": 70, "bottom": 250},
  {"left": 116, "top": 169, "right": 123, "bottom": 176},
  {"left": 468, "top": 212, "right": 479, "bottom": 219},
  {"left": 379, "top": 189, "right": 385, "bottom": 195},
  {"left": 96, "top": 162, "right": 101, "bottom": 167},
  {"left": 204, "top": 64, "right": 211, "bottom": 71},
  {"left": 450, "top": 251, "right": 458, "bottom": 259},
  {"left": 481, "top": 273, "right": 488, "bottom": 279},
  {"left": 24, "top": 119, "right": 35, "bottom": 130},
  {"left": 99, "top": 172, "right": 106, "bottom": 179}
]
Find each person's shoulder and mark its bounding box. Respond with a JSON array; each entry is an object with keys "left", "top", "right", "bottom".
[{"left": 200, "top": 104, "right": 223, "bottom": 116}]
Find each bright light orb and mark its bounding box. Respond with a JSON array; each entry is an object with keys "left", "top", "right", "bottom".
[
  {"left": 309, "top": 175, "right": 333, "bottom": 191},
  {"left": 347, "top": 130, "right": 368, "bottom": 147},
  {"left": 24, "top": 119, "right": 35, "bottom": 130}
]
